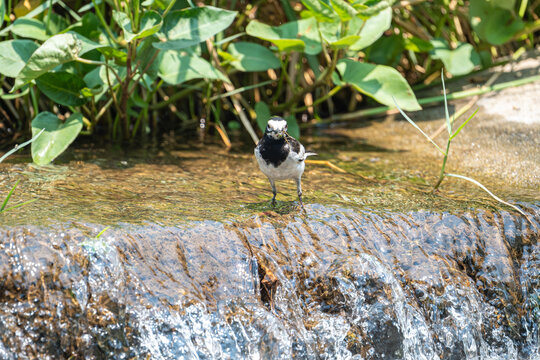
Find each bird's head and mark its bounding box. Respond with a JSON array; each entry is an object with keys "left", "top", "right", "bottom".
[{"left": 265, "top": 117, "right": 288, "bottom": 140}]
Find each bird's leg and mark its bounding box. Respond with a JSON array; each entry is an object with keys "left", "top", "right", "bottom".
[
  {"left": 295, "top": 177, "right": 305, "bottom": 211},
  {"left": 269, "top": 178, "right": 277, "bottom": 207}
]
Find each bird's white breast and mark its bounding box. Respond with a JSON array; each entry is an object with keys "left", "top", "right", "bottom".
[{"left": 255, "top": 147, "right": 305, "bottom": 180}]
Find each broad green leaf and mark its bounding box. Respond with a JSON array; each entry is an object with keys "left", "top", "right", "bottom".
[
  {"left": 154, "top": 6, "right": 237, "bottom": 50},
  {"left": 333, "top": 59, "right": 420, "bottom": 111},
  {"left": 404, "top": 37, "right": 433, "bottom": 52},
  {"left": 492, "top": 0, "right": 516, "bottom": 10},
  {"left": 0, "top": 40, "right": 39, "bottom": 77},
  {"left": 318, "top": 21, "right": 341, "bottom": 43},
  {"left": 136, "top": 36, "right": 163, "bottom": 80},
  {"left": 31, "top": 112, "right": 84, "bottom": 165},
  {"left": 318, "top": 21, "right": 361, "bottom": 48},
  {"left": 98, "top": 46, "right": 127, "bottom": 66},
  {"left": 284, "top": 115, "right": 300, "bottom": 139},
  {"left": 366, "top": 34, "right": 404, "bottom": 66},
  {"left": 330, "top": 0, "right": 357, "bottom": 21},
  {"left": 349, "top": 7, "right": 392, "bottom": 50},
  {"left": 36, "top": 71, "right": 89, "bottom": 106},
  {"left": 225, "top": 42, "right": 280, "bottom": 72},
  {"left": 300, "top": 0, "right": 338, "bottom": 21},
  {"left": 358, "top": 0, "right": 394, "bottom": 17},
  {"left": 113, "top": 10, "right": 162, "bottom": 42},
  {"left": 83, "top": 64, "right": 126, "bottom": 101},
  {"left": 469, "top": 0, "right": 524, "bottom": 45},
  {"left": 430, "top": 39, "right": 480, "bottom": 76},
  {"left": 70, "top": 13, "right": 101, "bottom": 41},
  {"left": 158, "top": 50, "right": 228, "bottom": 85},
  {"left": 12, "top": 32, "right": 106, "bottom": 91},
  {"left": 246, "top": 17, "right": 321, "bottom": 55},
  {"left": 11, "top": 18, "right": 48, "bottom": 41},
  {"left": 254, "top": 102, "right": 271, "bottom": 132},
  {"left": 330, "top": 35, "right": 361, "bottom": 48},
  {"left": 45, "top": 12, "right": 70, "bottom": 35}
]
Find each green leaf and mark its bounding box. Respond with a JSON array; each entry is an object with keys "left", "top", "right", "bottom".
[
  {"left": 224, "top": 42, "right": 280, "bottom": 72},
  {"left": 36, "top": 71, "right": 89, "bottom": 106},
  {"left": 254, "top": 102, "right": 271, "bottom": 132},
  {"left": 404, "top": 37, "right": 433, "bottom": 52},
  {"left": 12, "top": 32, "right": 106, "bottom": 91},
  {"left": 0, "top": 129, "right": 44, "bottom": 164},
  {"left": 300, "top": 0, "right": 338, "bottom": 21},
  {"left": 430, "top": 39, "right": 480, "bottom": 76},
  {"left": 0, "top": 0, "right": 4, "bottom": 29},
  {"left": 1, "top": 180, "right": 19, "bottom": 212},
  {"left": 441, "top": 72, "right": 451, "bottom": 135},
  {"left": 330, "top": 0, "right": 358, "bottom": 21},
  {"left": 136, "top": 36, "right": 162, "bottom": 80},
  {"left": 469, "top": 0, "right": 524, "bottom": 45},
  {"left": 246, "top": 17, "right": 321, "bottom": 55},
  {"left": 366, "top": 34, "right": 404, "bottom": 66},
  {"left": 158, "top": 50, "right": 228, "bottom": 85},
  {"left": 492, "top": 0, "right": 516, "bottom": 11},
  {"left": 284, "top": 115, "right": 300, "bottom": 139},
  {"left": 357, "top": 0, "right": 394, "bottom": 17},
  {"left": 83, "top": 64, "right": 126, "bottom": 101},
  {"left": 70, "top": 13, "right": 101, "bottom": 41},
  {"left": 11, "top": 18, "right": 48, "bottom": 41},
  {"left": 31, "top": 112, "right": 84, "bottom": 165},
  {"left": 154, "top": 6, "right": 237, "bottom": 50},
  {"left": 113, "top": 10, "right": 162, "bottom": 42},
  {"left": 98, "top": 47, "right": 127, "bottom": 66},
  {"left": 450, "top": 108, "right": 478, "bottom": 140},
  {"left": 392, "top": 96, "right": 445, "bottom": 155},
  {"left": 319, "top": 22, "right": 361, "bottom": 48},
  {"left": 330, "top": 35, "right": 361, "bottom": 48},
  {"left": 45, "top": 12, "right": 70, "bottom": 35},
  {"left": 349, "top": 7, "right": 392, "bottom": 51},
  {"left": 0, "top": 40, "right": 39, "bottom": 78},
  {"left": 333, "top": 59, "right": 420, "bottom": 111}
]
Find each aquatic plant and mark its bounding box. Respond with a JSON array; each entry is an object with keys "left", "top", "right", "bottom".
[
  {"left": 393, "top": 72, "right": 529, "bottom": 218},
  {"left": 1, "top": 1, "right": 537, "bottom": 160}
]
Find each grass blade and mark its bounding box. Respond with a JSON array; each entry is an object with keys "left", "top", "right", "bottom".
[
  {"left": 95, "top": 226, "right": 111, "bottom": 239},
  {"left": 2, "top": 199, "right": 38, "bottom": 213},
  {"left": 1, "top": 180, "right": 20, "bottom": 212},
  {"left": 450, "top": 108, "right": 479, "bottom": 140},
  {"left": 446, "top": 173, "right": 529, "bottom": 218},
  {"left": 0, "top": 128, "right": 45, "bottom": 163},
  {"left": 441, "top": 71, "right": 451, "bottom": 135},
  {"left": 392, "top": 96, "right": 446, "bottom": 155}
]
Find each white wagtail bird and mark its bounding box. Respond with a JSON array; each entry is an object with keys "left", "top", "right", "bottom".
[{"left": 254, "top": 116, "right": 316, "bottom": 209}]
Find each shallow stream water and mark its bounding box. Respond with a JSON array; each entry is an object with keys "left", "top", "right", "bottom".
[{"left": 0, "top": 132, "right": 539, "bottom": 359}]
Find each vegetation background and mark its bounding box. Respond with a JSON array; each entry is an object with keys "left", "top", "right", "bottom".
[{"left": 0, "top": 0, "right": 538, "bottom": 164}]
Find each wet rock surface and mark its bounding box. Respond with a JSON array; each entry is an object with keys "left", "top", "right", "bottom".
[{"left": 0, "top": 203, "right": 538, "bottom": 359}]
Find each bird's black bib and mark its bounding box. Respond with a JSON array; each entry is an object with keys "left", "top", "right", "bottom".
[{"left": 258, "top": 134, "right": 301, "bottom": 167}]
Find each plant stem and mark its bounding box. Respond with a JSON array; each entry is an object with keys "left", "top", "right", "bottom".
[
  {"left": 446, "top": 173, "right": 533, "bottom": 222},
  {"left": 162, "top": 0, "right": 177, "bottom": 17},
  {"left": 293, "top": 85, "right": 342, "bottom": 113},
  {"left": 433, "top": 139, "right": 451, "bottom": 191},
  {"left": 92, "top": 0, "right": 118, "bottom": 44}
]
